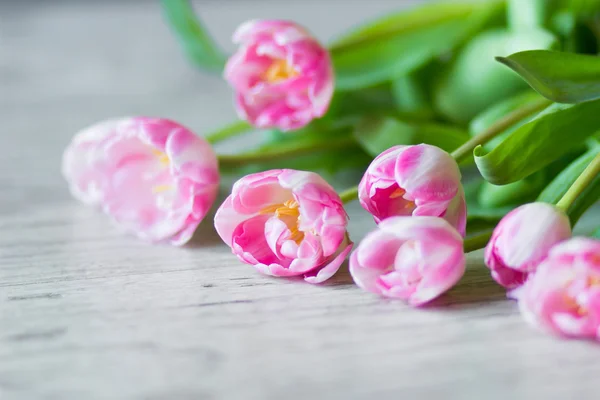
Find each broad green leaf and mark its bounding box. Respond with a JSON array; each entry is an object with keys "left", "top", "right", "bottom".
[
  {"left": 480, "top": 150, "right": 586, "bottom": 208},
  {"left": 469, "top": 91, "right": 544, "bottom": 136},
  {"left": 474, "top": 99, "right": 600, "bottom": 185},
  {"left": 326, "top": 83, "right": 399, "bottom": 123},
  {"left": 222, "top": 144, "right": 371, "bottom": 185},
  {"left": 353, "top": 116, "right": 469, "bottom": 157},
  {"left": 161, "top": 0, "right": 227, "bottom": 72},
  {"left": 221, "top": 124, "right": 371, "bottom": 181},
  {"left": 469, "top": 90, "right": 544, "bottom": 150},
  {"left": 592, "top": 227, "right": 600, "bottom": 238},
  {"left": 478, "top": 172, "right": 546, "bottom": 208},
  {"left": 496, "top": 50, "right": 600, "bottom": 103},
  {"left": 331, "top": 1, "right": 503, "bottom": 91},
  {"left": 434, "top": 28, "right": 558, "bottom": 123},
  {"left": 240, "top": 146, "right": 371, "bottom": 179},
  {"left": 259, "top": 122, "right": 354, "bottom": 151},
  {"left": 330, "top": 1, "right": 500, "bottom": 48}
]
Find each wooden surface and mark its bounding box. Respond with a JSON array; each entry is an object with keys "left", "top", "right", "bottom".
[{"left": 1, "top": 1, "right": 599, "bottom": 399}]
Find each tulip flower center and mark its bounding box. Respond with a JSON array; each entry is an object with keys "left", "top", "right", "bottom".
[
  {"left": 589, "top": 275, "right": 600, "bottom": 286},
  {"left": 396, "top": 240, "right": 423, "bottom": 283},
  {"left": 149, "top": 148, "right": 174, "bottom": 194},
  {"left": 564, "top": 295, "right": 589, "bottom": 316},
  {"left": 562, "top": 275, "right": 600, "bottom": 316},
  {"left": 151, "top": 148, "right": 170, "bottom": 166},
  {"left": 389, "top": 187, "right": 416, "bottom": 211},
  {"left": 264, "top": 59, "right": 299, "bottom": 83},
  {"left": 261, "top": 199, "right": 304, "bottom": 244}
]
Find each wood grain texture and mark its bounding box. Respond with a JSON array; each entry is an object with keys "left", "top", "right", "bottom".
[{"left": 1, "top": 1, "right": 599, "bottom": 399}]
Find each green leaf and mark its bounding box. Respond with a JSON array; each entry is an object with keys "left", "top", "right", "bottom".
[
  {"left": 391, "top": 64, "right": 437, "bottom": 120},
  {"left": 478, "top": 172, "right": 546, "bottom": 208},
  {"left": 479, "top": 150, "right": 585, "bottom": 208},
  {"left": 326, "top": 83, "right": 399, "bottom": 124},
  {"left": 538, "top": 147, "right": 599, "bottom": 204},
  {"left": 469, "top": 90, "right": 545, "bottom": 150},
  {"left": 353, "top": 116, "right": 469, "bottom": 157},
  {"left": 222, "top": 143, "right": 371, "bottom": 185},
  {"left": 474, "top": 99, "right": 600, "bottom": 185},
  {"left": 221, "top": 123, "right": 371, "bottom": 182},
  {"left": 331, "top": 1, "right": 503, "bottom": 91},
  {"left": 537, "top": 146, "right": 600, "bottom": 224},
  {"left": 592, "top": 227, "right": 600, "bottom": 238},
  {"left": 434, "top": 28, "right": 558, "bottom": 123},
  {"left": 496, "top": 50, "right": 600, "bottom": 103},
  {"left": 469, "top": 91, "right": 545, "bottom": 136},
  {"left": 464, "top": 179, "right": 513, "bottom": 235},
  {"left": 161, "top": 0, "right": 227, "bottom": 72},
  {"left": 562, "top": 0, "right": 600, "bottom": 14},
  {"left": 236, "top": 146, "right": 371, "bottom": 179}
]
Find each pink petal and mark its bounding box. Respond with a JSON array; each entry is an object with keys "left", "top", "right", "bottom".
[
  {"left": 232, "top": 214, "right": 280, "bottom": 267},
  {"left": 304, "top": 240, "right": 353, "bottom": 284}
]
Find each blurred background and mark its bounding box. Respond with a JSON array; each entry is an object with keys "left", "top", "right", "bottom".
[{"left": 0, "top": 0, "right": 416, "bottom": 213}]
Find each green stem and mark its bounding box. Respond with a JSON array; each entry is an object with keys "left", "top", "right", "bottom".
[
  {"left": 556, "top": 151, "right": 600, "bottom": 212},
  {"left": 205, "top": 120, "right": 254, "bottom": 144},
  {"left": 217, "top": 137, "right": 356, "bottom": 167},
  {"left": 339, "top": 186, "right": 359, "bottom": 204},
  {"left": 450, "top": 98, "right": 552, "bottom": 163},
  {"left": 463, "top": 231, "right": 493, "bottom": 253}
]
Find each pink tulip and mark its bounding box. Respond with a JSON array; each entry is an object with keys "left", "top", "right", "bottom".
[
  {"left": 358, "top": 144, "right": 466, "bottom": 236},
  {"left": 214, "top": 169, "right": 352, "bottom": 283},
  {"left": 62, "top": 117, "right": 219, "bottom": 245},
  {"left": 485, "top": 202, "right": 571, "bottom": 289},
  {"left": 224, "top": 20, "right": 334, "bottom": 131},
  {"left": 350, "top": 216, "right": 465, "bottom": 306},
  {"left": 519, "top": 237, "right": 600, "bottom": 340}
]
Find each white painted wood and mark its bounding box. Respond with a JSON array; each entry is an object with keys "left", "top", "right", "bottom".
[{"left": 1, "top": 1, "right": 599, "bottom": 399}]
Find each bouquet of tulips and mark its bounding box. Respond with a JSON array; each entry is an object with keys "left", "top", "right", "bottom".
[{"left": 62, "top": 0, "right": 600, "bottom": 341}]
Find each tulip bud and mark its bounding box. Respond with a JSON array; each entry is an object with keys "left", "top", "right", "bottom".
[
  {"left": 485, "top": 202, "right": 571, "bottom": 288},
  {"left": 358, "top": 144, "right": 466, "bottom": 236}
]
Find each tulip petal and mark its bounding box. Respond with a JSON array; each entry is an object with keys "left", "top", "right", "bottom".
[
  {"left": 232, "top": 214, "right": 281, "bottom": 267},
  {"left": 304, "top": 240, "right": 353, "bottom": 284}
]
